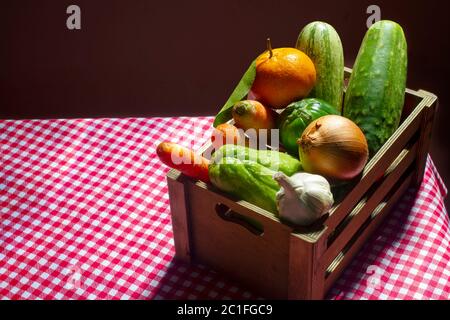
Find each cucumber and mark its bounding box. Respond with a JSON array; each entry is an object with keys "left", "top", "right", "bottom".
[
  {"left": 296, "top": 21, "right": 344, "bottom": 112},
  {"left": 344, "top": 20, "right": 407, "bottom": 156}
]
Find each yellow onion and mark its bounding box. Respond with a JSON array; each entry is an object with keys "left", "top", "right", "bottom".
[{"left": 297, "top": 115, "right": 368, "bottom": 180}]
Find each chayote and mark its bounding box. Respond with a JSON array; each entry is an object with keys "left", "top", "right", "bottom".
[
  {"left": 209, "top": 157, "right": 279, "bottom": 214},
  {"left": 211, "top": 144, "right": 301, "bottom": 175},
  {"left": 209, "top": 145, "right": 302, "bottom": 213}
]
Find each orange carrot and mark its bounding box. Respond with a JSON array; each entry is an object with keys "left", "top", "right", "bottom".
[
  {"left": 156, "top": 142, "right": 210, "bottom": 183},
  {"left": 211, "top": 123, "right": 243, "bottom": 149},
  {"left": 231, "top": 100, "right": 277, "bottom": 132}
]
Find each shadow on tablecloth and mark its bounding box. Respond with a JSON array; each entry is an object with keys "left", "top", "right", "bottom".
[{"left": 151, "top": 259, "right": 261, "bottom": 300}]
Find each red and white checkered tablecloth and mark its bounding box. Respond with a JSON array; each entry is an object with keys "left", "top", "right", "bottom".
[{"left": 1, "top": 116, "right": 449, "bottom": 300}]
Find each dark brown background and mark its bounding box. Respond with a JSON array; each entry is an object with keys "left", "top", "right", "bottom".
[{"left": 1, "top": 0, "right": 449, "bottom": 207}]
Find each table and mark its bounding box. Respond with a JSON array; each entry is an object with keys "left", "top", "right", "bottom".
[{"left": 1, "top": 116, "right": 449, "bottom": 300}]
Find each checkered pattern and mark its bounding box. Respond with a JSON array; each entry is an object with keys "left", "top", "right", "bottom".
[
  {"left": 0, "top": 117, "right": 448, "bottom": 300},
  {"left": 328, "top": 156, "right": 450, "bottom": 300}
]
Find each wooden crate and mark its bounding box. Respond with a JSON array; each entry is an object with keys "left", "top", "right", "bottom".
[{"left": 166, "top": 67, "right": 438, "bottom": 299}]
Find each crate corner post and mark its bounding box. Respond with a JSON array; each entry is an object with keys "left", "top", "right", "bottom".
[
  {"left": 288, "top": 232, "right": 326, "bottom": 300},
  {"left": 414, "top": 90, "right": 438, "bottom": 187},
  {"left": 167, "top": 169, "right": 192, "bottom": 263}
]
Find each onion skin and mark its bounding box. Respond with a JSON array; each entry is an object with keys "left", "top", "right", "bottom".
[{"left": 298, "top": 115, "right": 369, "bottom": 180}]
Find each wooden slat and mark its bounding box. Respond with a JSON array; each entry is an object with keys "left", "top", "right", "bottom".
[
  {"left": 167, "top": 169, "right": 192, "bottom": 263},
  {"left": 413, "top": 90, "right": 438, "bottom": 186},
  {"left": 198, "top": 143, "right": 215, "bottom": 160},
  {"left": 189, "top": 178, "right": 292, "bottom": 238},
  {"left": 321, "top": 143, "right": 417, "bottom": 269},
  {"left": 324, "top": 173, "right": 413, "bottom": 293},
  {"left": 406, "top": 87, "right": 425, "bottom": 98},
  {"left": 195, "top": 179, "right": 331, "bottom": 244},
  {"left": 324, "top": 96, "right": 427, "bottom": 231},
  {"left": 417, "top": 89, "right": 438, "bottom": 103}
]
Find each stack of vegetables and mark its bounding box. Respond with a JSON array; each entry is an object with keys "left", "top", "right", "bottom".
[{"left": 157, "top": 20, "right": 407, "bottom": 227}]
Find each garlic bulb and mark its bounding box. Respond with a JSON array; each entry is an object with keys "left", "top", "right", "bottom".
[{"left": 273, "top": 172, "right": 334, "bottom": 226}]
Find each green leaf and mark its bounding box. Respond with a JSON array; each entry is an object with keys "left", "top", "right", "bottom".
[{"left": 213, "top": 59, "right": 256, "bottom": 127}]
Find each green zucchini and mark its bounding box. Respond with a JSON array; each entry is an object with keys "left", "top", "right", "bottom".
[
  {"left": 296, "top": 21, "right": 344, "bottom": 112},
  {"left": 344, "top": 20, "right": 407, "bottom": 156}
]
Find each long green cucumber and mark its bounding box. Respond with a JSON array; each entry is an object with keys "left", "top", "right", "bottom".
[
  {"left": 296, "top": 21, "right": 344, "bottom": 112},
  {"left": 344, "top": 20, "right": 407, "bottom": 156}
]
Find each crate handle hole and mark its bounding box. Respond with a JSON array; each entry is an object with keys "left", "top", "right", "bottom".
[{"left": 214, "top": 203, "right": 264, "bottom": 236}]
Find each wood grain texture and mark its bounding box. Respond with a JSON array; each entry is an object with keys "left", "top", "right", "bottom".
[
  {"left": 321, "top": 143, "right": 417, "bottom": 270},
  {"left": 324, "top": 172, "right": 414, "bottom": 293},
  {"left": 414, "top": 90, "right": 438, "bottom": 186},
  {"left": 288, "top": 234, "right": 315, "bottom": 299},
  {"left": 187, "top": 179, "right": 292, "bottom": 299},
  {"left": 167, "top": 169, "right": 192, "bottom": 263}
]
